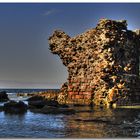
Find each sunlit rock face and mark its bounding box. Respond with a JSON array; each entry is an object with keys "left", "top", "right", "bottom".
[{"left": 49, "top": 19, "right": 140, "bottom": 107}]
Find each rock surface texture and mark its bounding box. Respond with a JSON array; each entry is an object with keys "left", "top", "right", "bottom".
[{"left": 49, "top": 19, "right": 140, "bottom": 107}]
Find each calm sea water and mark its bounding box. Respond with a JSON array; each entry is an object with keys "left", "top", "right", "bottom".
[{"left": 0, "top": 92, "right": 140, "bottom": 138}]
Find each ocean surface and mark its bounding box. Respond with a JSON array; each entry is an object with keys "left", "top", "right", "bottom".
[{"left": 0, "top": 89, "right": 140, "bottom": 138}]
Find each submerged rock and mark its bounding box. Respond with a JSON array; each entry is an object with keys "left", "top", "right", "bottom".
[
  {"left": 0, "top": 91, "right": 9, "bottom": 102},
  {"left": 3, "top": 101, "right": 27, "bottom": 114},
  {"left": 30, "top": 105, "right": 75, "bottom": 115}
]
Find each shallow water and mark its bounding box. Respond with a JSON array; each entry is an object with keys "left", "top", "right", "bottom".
[
  {"left": 0, "top": 93, "right": 140, "bottom": 138},
  {"left": 0, "top": 107, "right": 140, "bottom": 138}
]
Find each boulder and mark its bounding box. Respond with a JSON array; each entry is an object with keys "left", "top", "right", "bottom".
[
  {"left": 27, "top": 95, "right": 45, "bottom": 108},
  {"left": 28, "top": 95, "right": 68, "bottom": 109},
  {"left": 28, "top": 100, "right": 46, "bottom": 109},
  {"left": 0, "top": 91, "right": 9, "bottom": 102},
  {"left": 3, "top": 101, "right": 27, "bottom": 114}
]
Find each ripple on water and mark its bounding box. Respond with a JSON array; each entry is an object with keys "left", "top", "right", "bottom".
[{"left": 0, "top": 107, "right": 140, "bottom": 138}]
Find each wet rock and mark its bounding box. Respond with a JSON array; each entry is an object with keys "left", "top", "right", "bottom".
[
  {"left": 28, "top": 100, "right": 46, "bottom": 109},
  {"left": 49, "top": 18, "right": 140, "bottom": 107},
  {"left": 3, "top": 101, "right": 27, "bottom": 114},
  {"left": 28, "top": 95, "right": 46, "bottom": 108},
  {"left": 30, "top": 105, "right": 75, "bottom": 115},
  {"left": 28, "top": 95, "right": 68, "bottom": 109},
  {"left": 0, "top": 91, "right": 9, "bottom": 102}
]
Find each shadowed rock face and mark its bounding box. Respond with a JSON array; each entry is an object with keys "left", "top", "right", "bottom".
[
  {"left": 49, "top": 19, "right": 140, "bottom": 107},
  {"left": 0, "top": 91, "right": 9, "bottom": 102}
]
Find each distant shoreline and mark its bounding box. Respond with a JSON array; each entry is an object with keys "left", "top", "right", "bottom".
[{"left": 0, "top": 88, "right": 60, "bottom": 93}]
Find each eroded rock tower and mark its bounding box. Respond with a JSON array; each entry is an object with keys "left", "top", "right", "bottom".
[{"left": 49, "top": 19, "right": 140, "bottom": 107}]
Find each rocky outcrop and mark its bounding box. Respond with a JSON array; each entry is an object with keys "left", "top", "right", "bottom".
[
  {"left": 0, "top": 91, "right": 9, "bottom": 102},
  {"left": 28, "top": 95, "right": 60, "bottom": 109},
  {"left": 38, "top": 90, "right": 59, "bottom": 101},
  {"left": 27, "top": 95, "right": 74, "bottom": 114},
  {"left": 3, "top": 101, "right": 28, "bottom": 114},
  {"left": 28, "top": 95, "right": 68, "bottom": 107},
  {"left": 49, "top": 18, "right": 140, "bottom": 107}
]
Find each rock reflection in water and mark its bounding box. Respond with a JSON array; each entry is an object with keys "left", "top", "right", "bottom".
[
  {"left": 62, "top": 107, "right": 140, "bottom": 138},
  {"left": 0, "top": 107, "right": 139, "bottom": 138}
]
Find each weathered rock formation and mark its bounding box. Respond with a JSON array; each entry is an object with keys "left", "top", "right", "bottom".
[{"left": 49, "top": 18, "right": 140, "bottom": 107}]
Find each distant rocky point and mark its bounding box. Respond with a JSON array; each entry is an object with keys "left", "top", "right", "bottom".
[{"left": 49, "top": 18, "right": 140, "bottom": 107}]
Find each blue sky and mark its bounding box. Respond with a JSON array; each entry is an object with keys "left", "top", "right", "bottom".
[{"left": 0, "top": 3, "right": 140, "bottom": 88}]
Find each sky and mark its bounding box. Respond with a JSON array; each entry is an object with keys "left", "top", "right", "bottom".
[{"left": 0, "top": 3, "right": 140, "bottom": 88}]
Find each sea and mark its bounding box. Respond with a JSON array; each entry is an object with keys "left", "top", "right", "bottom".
[{"left": 0, "top": 89, "right": 140, "bottom": 138}]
